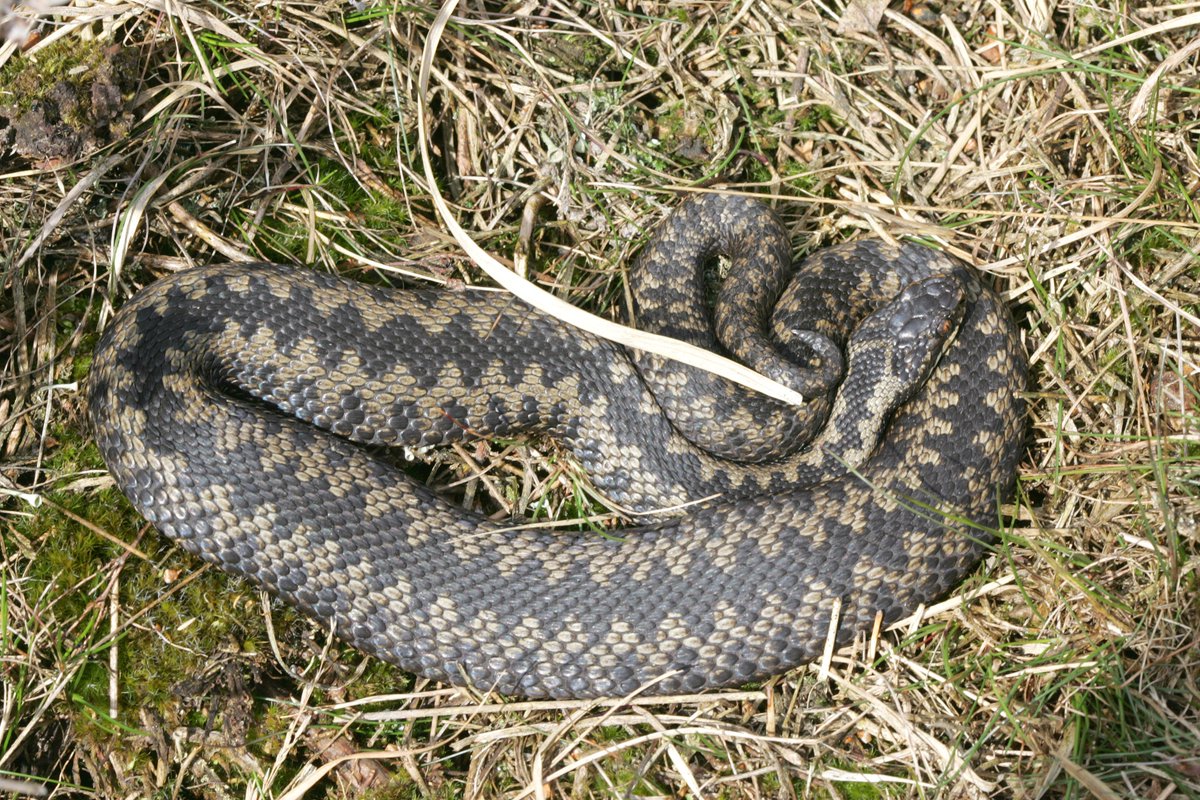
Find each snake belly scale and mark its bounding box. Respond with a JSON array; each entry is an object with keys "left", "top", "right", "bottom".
[{"left": 88, "top": 194, "right": 1025, "bottom": 699}]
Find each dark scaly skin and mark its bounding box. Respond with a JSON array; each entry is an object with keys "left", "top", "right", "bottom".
[
  {"left": 88, "top": 196, "right": 1026, "bottom": 698},
  {"left": 630, "top": 194, "right": 843, "bottom": 462}
]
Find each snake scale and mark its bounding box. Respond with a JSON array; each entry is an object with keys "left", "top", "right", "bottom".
[{"left": 89, "top": 194, "right": 1025, "bottom": 699}]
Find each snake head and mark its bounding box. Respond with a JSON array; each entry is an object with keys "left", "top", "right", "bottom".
[
  {"left": 890, "top": 274, "right": 967, "bottom": 388},
  {"left": 847, "top": 273, "right": 967, "bottom": 409}
]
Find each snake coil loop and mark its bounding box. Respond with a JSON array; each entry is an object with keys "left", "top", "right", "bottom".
[{"left": 89, "top": 195, "right": 1025, "bottom": 698}]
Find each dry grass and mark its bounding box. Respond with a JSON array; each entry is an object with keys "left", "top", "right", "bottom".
[{"left": 1, "top": 1, "right": 1198, "bottom": 798}]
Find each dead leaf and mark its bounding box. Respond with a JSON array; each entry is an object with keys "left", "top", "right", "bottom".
[
  {"left": 979, "top": 26, "right": 1005, "bottom": 63},
  {"left": 837, "top": 0, "right": 889, "bottom": 34}
]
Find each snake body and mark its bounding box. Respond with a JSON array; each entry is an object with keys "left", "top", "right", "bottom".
[{"left": 89, "top": 195, "right": 1025, "bottom": 698}]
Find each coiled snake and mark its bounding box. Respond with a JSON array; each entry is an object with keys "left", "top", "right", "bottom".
[{"left": 89, "top": 194, "right": 1025, "bottom": 698}]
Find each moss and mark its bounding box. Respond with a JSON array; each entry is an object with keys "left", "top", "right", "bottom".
[
  {"left": 13, "top": 424, "right": 291, "bottom": 764},
  {"left": 795, "top": 103, "right": 835, "bottom": 133},
  {"left": 647, "top": 98, "right": 725, "bottom": 163},
  {"left": 358, "top": 773, "right": 461, "bottom": 800},
  {"left": 533, "top": 34, "right": 612, "bottom": 78},
  {"left": 0, "top": 40, "right": 109, "bottom": 113},
  {"left": 827, "top": 779, "right": 895, "bottom": 799},
  {"left": 335, "top": 653, "right": 415, "bottom": 699},
  {"left": 237, "top": 143, "right": 412, "bottom": 265},
  {"left": 0, "top": 39, "right": 138, "bottom": 162}
]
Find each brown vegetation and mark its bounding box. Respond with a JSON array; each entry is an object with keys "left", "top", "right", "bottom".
[{"left": 1, "top": 1, "right": 1197, "bottom": 797}]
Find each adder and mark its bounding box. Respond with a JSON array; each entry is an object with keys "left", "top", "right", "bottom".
[{"left": 88, "top": 193, "right": 1026, "bottom": 699}]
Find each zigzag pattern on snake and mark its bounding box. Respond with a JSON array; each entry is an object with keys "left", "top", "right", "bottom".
[{"left": 88, "top": 194, "right": 1026, "bottom": 699}]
